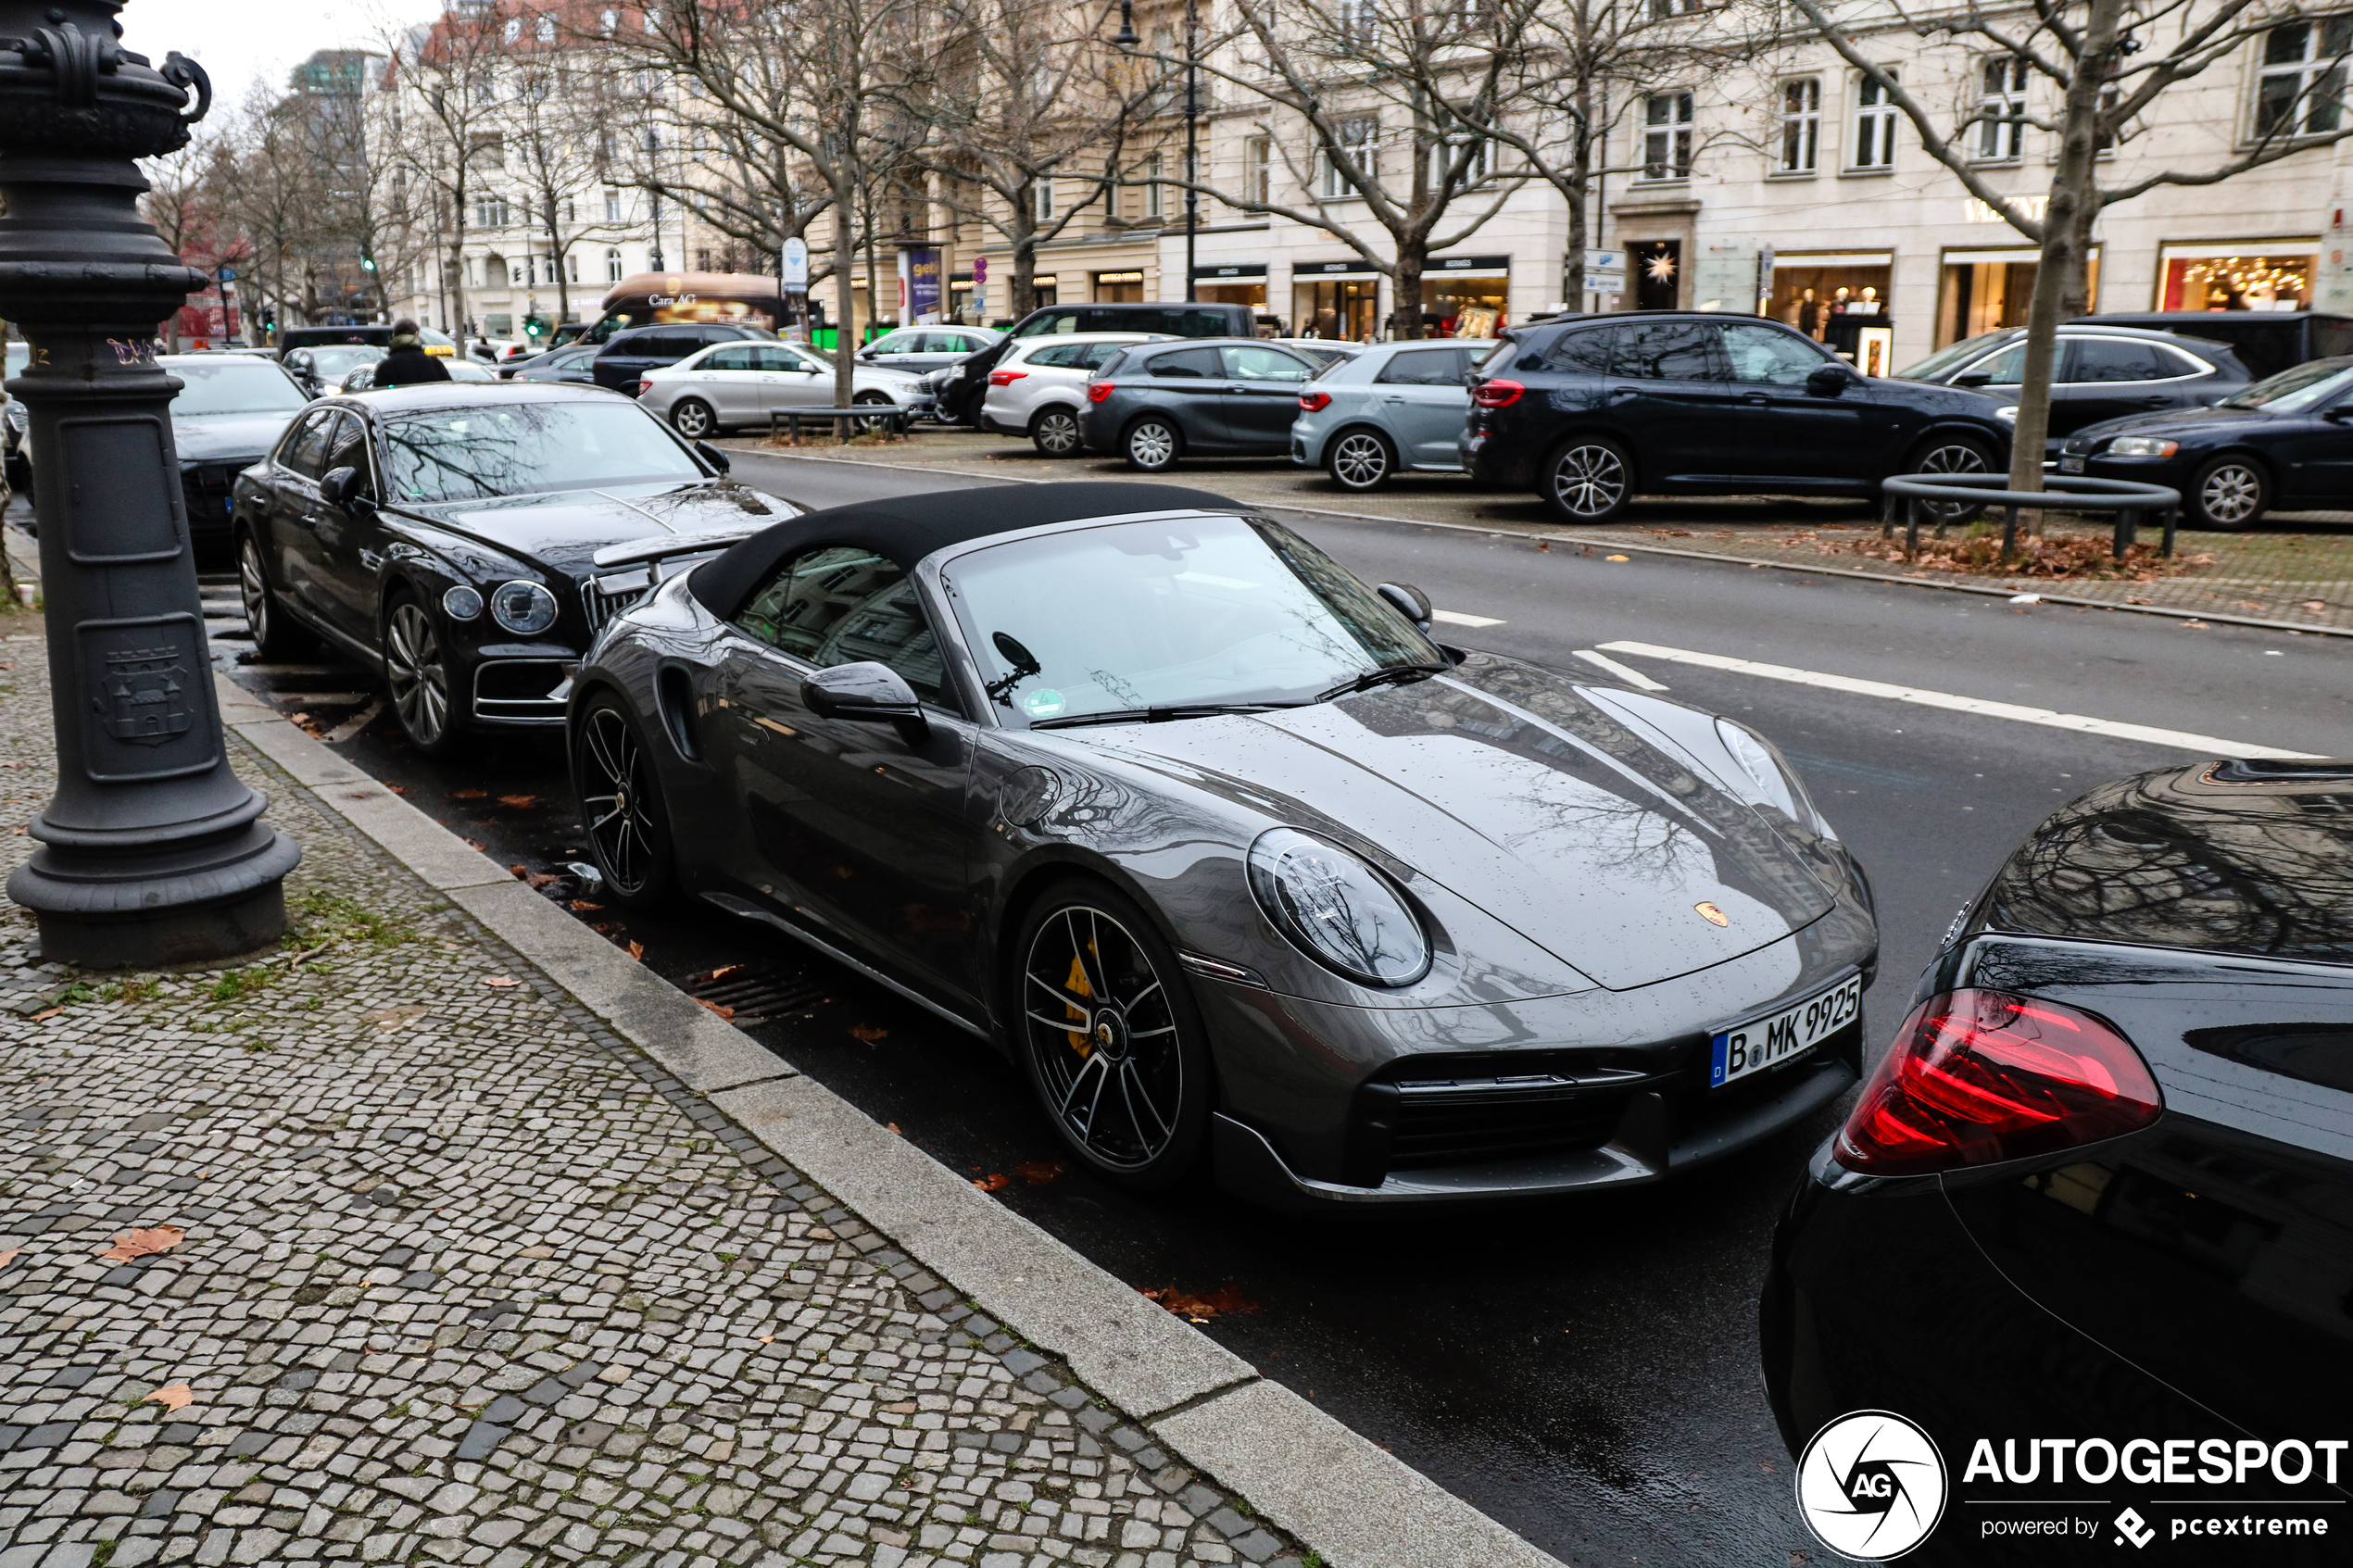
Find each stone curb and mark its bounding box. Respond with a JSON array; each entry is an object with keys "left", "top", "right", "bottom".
[{"left": 209, "top": 670, "right": 1567, "bottom": 1568}]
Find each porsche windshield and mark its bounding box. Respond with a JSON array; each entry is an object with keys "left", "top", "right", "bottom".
[
  {"left": 943, "top": 514, "right": 1434, "bottom": 727},
  {"left": 381, "top": 402, "right": 702, "bottom": 502}
]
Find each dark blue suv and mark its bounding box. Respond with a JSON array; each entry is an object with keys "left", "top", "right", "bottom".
[{"left": 1462, "top": 313, "right": 2013, "bottom": 523}]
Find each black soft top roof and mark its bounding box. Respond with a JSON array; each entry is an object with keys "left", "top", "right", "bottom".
[{"left": 688, "top": 481, "right": 1244, "bottom": 621}]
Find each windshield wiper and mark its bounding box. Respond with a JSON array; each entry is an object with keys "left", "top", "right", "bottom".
[
  {"left": 1031, "top": 702, "right": 1302, "bottom": 731},
  {"left": 1315, "top": 661, "right": 1449, "bottom": 704}
]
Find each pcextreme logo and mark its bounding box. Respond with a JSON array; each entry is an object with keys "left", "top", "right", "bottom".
[{"left": 1796, "top": 1410, "right": 1950, "bottom": 1561}]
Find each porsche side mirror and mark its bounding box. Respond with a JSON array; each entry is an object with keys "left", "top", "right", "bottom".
[
  {"left": 1951, "top": 370, "right": 1993, "bottom": 389},
  {"left": 695, "top": 439, "right": 732, "bottom": 473},
  {"left": 1807, "top": 364, "right": 1856, "bottom": 397},
  {"left": 1377, "top": 581, "right": 1434, "bottom": 630},
  {"left": 802, "top": 660, "right": 927, "bottom": 736},
  {"left": 2325, "top": 406, "right": 2353, "bottom": 423},
  {"left": 317, "top": 465, "right": 372, "bottom": 512}
]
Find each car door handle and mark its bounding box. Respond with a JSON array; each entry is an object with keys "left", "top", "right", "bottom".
[
  {"left": 1608, "top": 386, "right": 1640, "bottom": 400},
  {"left": 1740, "top": 392, "right": 1770, "bottom": 405},
  {"left": 1225, "top": 384, "right": 1249, "bottom": 394}
]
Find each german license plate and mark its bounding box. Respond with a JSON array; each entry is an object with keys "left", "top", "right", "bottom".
[
  {"left": 1710, "top": 974, "right": 1861, "bottom": 1088},
  {"left": 2059, "top": 456, "right": 2085, "bottom": 474}
]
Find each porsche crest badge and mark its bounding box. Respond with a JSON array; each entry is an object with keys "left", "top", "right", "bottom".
[{"left": 1694, "top": 901, "right": 1730, "bottom": 927}]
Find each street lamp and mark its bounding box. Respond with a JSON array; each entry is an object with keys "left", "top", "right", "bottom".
[
  {"left": 0, "top": 0, "right": 300, "bottom": 966},
  {"left": 1114, "top": 0, "right": 1199, "bottom": 304}
]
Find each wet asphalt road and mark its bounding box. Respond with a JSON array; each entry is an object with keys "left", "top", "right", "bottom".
[{"left": 180, "top": 456, "right": 2353, "bottom": 1567}]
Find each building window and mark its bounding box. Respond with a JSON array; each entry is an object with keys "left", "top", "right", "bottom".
[
  {"left": 1428, "top": 134, "right": 1491, "bottom": 188},
  {"left": 1322, "top": 117, "right": 1378, "bottom": 198},
  {"left": 1978, "top": 57, "right": 2029, "bottom": 159},
  {"left": 606, "top": 247, "right": 624, "bottom": 282},
  {"left": 1642, "top": 92, "right": 1692, "bottom": 181},
  {"left": 1031, "top": 177, "right": 1055, "bottom": 223},
  {"left": 1340, "top": 0, "right": 1377, "bottom": 43},
  {"left": 1145, "top": 154, "right": 1164, "bottom": 219},
  {"left": 567, "top": 252, "right": 579, "bottom": 283},
  {"left": 1852, "top": 72, "right": 1899, "bottom": 169},
  {"left": 1778, "top": 79, "right": 1819, "bottom": 171},
  {"left": 502, "top": 16, "right": 521, "bottom": 43},
  {"left": 473, "top": 195, "right": 510, "bottom": 229},
  {"left": 535, "top": 14, "right": 555, "bottom": 43},
  {"left": 599, "top": 6, "right": 618, "bottom": 34},
  {"left": 1246, "top": 135, "right": 1271, "bottom": 206},
  {"left": 2257, "top": 19, "right": 2349, "bottom": 139},
  {"left": 1646, "top": 0, "right": 1697, "bottom": 17}
]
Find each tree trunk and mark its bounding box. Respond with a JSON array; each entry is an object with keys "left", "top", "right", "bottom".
[
  {"left": 833, "top": 173, "right": 858, "bottom": 411},
  {"left": 1391, "top": 245, "right": 1426, "bottom": 342},
  {"left": 1011, "top": 211, "right": 1035, "bottom": 319},
  {"left": 2009, "top": 0, "right": 2122, "bottom": 504}
]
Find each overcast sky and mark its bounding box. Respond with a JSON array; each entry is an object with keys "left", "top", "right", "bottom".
[{"left": 140, "top": 0, "right": 445, "bottom": 108}]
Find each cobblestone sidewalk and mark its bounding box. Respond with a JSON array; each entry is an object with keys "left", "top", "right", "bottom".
[{"left": 0, "top": 635, "right": 1303, "bottom": 1568}]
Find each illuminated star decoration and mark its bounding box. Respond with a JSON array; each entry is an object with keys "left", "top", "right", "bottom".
[{"left": 1645, "top": 252, "right": 1678, "bottom": 283}]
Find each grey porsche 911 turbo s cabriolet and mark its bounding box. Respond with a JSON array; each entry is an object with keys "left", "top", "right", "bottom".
[{"left": 567, "top": 482, "right": 1878, "bottom": 1209}]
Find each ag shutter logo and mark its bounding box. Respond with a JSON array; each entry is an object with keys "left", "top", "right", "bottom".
[
  {"left": 2114, "top": 1507, "right": 2157, "bottom": 1549},
  {"left": 1796, "top": 1411, "right": 1950, "bottom": 1561}
]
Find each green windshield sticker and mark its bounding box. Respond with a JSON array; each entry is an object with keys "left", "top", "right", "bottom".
[{"left": 1024, "top": 688, "right": 1065, "bottom": 718}]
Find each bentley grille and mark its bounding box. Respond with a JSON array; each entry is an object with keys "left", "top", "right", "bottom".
[
  {"left": 180, "top": 461, "right": 245, "bottom": 533},
  {"left": 581, "top": 578, "right": 654, "bottom": 633}
]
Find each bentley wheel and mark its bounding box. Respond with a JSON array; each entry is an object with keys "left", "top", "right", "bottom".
[
  {"left": 670, "top": 398, "right": 716, "bottom": 439},
  {"left": 384, "top": 594, "right": 462, "bottom": 757},
  {"left": 1016, "top": 883, "right": 1210, "bottom": 1189},
  {"left": 1327, "top": 428, "right": 1395, "bottom": 492},
  {"left": 2189, "top": 455, "right": 2268, "bottom": 532},
  {"left": 1031, "top": 406, "right": 1082, "bottom": 458},
  {"left": 1908, "top": 433, "right": 1996, "bottom": 525},
  {"left": 1124, "top": 417, "right": 1180, "bottom": 472},
  {"left": 573, "top": 696, "right": 678, "bottom": 909},
  {"left": 1542, "top": 437, "right": 1632, "bottom": 523},
  {"left": 237, "top": 531, "right": 307, "bottom": 660}
]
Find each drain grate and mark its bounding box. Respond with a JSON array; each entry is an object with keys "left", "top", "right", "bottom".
[{"left": 685, "top": 963, "right": 833, "bottom": 1025}]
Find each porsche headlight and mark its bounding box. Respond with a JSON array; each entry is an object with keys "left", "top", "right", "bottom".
[
  {"left": 2105, "top": 435, "right": 2178, "bottom": 458},
  {"left": 1715, "top": 719, "right": 1827, "bottom": 834},
  {"left": 1247, "top": 827, "right": 1429, "bottom": 986},
  {"left": 490, "top": 580, "right": 559, "bottom": 635}
]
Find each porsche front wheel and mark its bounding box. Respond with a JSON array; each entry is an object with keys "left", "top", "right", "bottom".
[
  {"left": 1015, "top": 882, "right": 1210, "bottom": 1190},
  {"left": 573, "top": 695, "right": 678, "bottom": 909}
]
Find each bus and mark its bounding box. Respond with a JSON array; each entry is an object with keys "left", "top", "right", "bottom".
[{"left": 579, "top": 271, "right": 788, "bottom": 345}]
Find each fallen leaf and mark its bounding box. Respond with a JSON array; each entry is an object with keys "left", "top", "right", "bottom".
[
  {"left": 0, "top": 1247, "right": 19, "bottom": 1268},
  {"left": 1759, "top": 1461, "right": 1779, "bottom": 1473},
  {"left": 2302, "top": 599, "right": 2328, "bottom": 611},
  {"left": 1140, "top": 1283, "right": 1260, "bottom": 1322},
  {"left": 694, "top": 997, "right": 736, "bottom": 1022},
  {"left": 367, "top": 1004, "right": 431, "bottom": 1030},
  {"left": 0, "top": 760, "right": 19, "bottom": 769},
  {"left": 482, "top": 975, "right": 521, "bottom": 988},
  {"left": 31, "top": 1006, "right": 59, "bottom": 1021},
  {"left": 386, "top": 784, "right": 409, "bottom": 797},
  {"left": 759, "top": 1334, "right": 774, "bottom": 1344},
  {"left": 1013, "top": 1160, "right": 1067, "bottom": 1186},
  {"left": 570, "top": 900, "right": 603, "bottom": 911},
  {"left": 2181, "top": 620, "right": 2210, "bottom": 630},
  {"left": 973, "top": 1173, "right": 1012, "bottom": 1192},
  {"left": 520, "top": 870, "right": 561, "bottom": 888},
  {"left": 450, "top": 788, "right": 487, "bottom": 799},
  {"left": 849, "top": 1024, "right": 887, "bottom": 1044},
  {"left": 464, "top": 838, "right": 488, "bottom": 852},
  {"left": 627, "top": 940, "right": 645, "bottom": 961},
  {"left": 1536, "top": 540, "right": 1551, "bottom": 551},
  {"left": 706, "top": 963, "right": 744, "bottom": 982},
  {"left": 98, "top": 1225, "right": 186, "bottom": 1262},
  {"left": 1604, "top": 554, "right": 1629, "bottom": 562},
  {"left": 510, "top": 864, "right": 528, "bottom": 877},
  {"left": 498, "top": 794, "right": 537, "bottom": 809},
  {"left": 143, "top": 1383, "right": 195, "bottom": 1411},
  {"left": 885, "top": 1123, "right": 901, "bottom": 1135},
  {"left": 10, "top": 826, "right": 25, "bottom": 836}
]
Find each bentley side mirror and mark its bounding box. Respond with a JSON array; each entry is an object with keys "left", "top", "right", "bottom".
[
  {"left": 802, "top": 660, "right": 927, "bottom": 737},
  {"left": 317, "top": 466, "right": 372, "bottom": 512},
  {"left": 1806, "top": 364, "right": 1856, "bottom": 397},
  {"left": 695, "top": 439, "right": 732, "bottom": 473},
  {"left": 1377, "top": 581, "right": 1434, "bottom": 630}
]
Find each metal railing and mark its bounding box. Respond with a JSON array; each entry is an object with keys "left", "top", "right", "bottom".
[{"left": 1879, "top": 473, "right": 2184, "bottom": 564}]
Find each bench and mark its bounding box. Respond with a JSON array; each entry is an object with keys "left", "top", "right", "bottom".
[{"left": 768, "top": 405, "right": 911, "bottom": 442}]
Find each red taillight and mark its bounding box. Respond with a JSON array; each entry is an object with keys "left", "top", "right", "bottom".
[
  {"left": 1471, "top": 378, "right": 1524, "bottom": 409},
  {"left": 1835, "top": 988, "right": 2161, "bottom": 1176},
  {"left": 634, "top": 379, "right": 651, "bottom": 395},
  {"left": 1087, "top": 382, "right": 1115, "bottom": 404},
  {"left": 988, "top": 369, "right": 1027, "bottom": 386},
  {"left": 1299, "top": 391, "right": 1332, "bottom": 412}
]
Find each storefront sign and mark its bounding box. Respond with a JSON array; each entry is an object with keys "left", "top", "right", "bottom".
[
  {"left": 1193, "top": 263, "right": 1268, "bottom": 279},
  {"left": 1298, "top": 259, "right": 1381, "bottom": 277},
  {"left": 780, "top": 237, "right": 808, "bottom": 294},
  {"left": 902, "top": 248, "right": 942, "bottom": 323},
  {"left": 1428, "top": 255, "right": 1511, "bottom": 273}
]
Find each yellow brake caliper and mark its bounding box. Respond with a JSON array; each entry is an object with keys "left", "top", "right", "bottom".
[{"left": 1063, "top": 951, "right": 1093, "bottom": 1055}]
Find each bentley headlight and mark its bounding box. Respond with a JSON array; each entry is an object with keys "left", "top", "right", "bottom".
[
  {"left": 1247, "top": 827, "right": 1429, "bottom": 986},
  {"left": 1716, "top": 718, "right": 1825, "bottom": 833},
  {"left": 2105, "top": 435, "right": 2178, "bottom": 458},
  {"left": 490, "top": 580, "right": 559, "bottom": 635},
  {"left": 443, "top": 584, "right": 484, "bottom": 621}
]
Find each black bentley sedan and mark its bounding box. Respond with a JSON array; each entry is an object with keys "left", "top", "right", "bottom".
[
  {"left": 230, "top": 383, "right": 799, "bottom": 754},
  {"left": 1763, "top": 759, "right": 2353, "bottom": 1564},
  {"left": 2065, "top": 356, "right": 2353, "bottom": 530},
  {"left": 1462, "top": 313, "right": 2014, "bottom": 524}
]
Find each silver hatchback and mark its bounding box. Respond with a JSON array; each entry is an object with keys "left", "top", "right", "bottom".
[
  {"left": 638, "top": 341, "right": 930, "bottom": 436},
  {"left": 1290, "top": 339, "right": 1494, "bottom": 491},
  {"left": 979, "top": 332, "right": 1168, "bottom": 456}
]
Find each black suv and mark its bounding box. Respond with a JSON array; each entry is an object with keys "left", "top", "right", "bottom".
[
  {"left": 592, "top": 321, "right": 776, "bottom": 394},
  {"left": 1463, "top": 313, "right": 2013, "bottom": 524},
  {"left": 934, "top": 301, "right": 1257, "bottom": 424}
]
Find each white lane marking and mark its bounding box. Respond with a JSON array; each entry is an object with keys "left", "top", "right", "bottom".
[
  {"left": 1572, "top": 648, "right": 1669, "bottom": 691},
  {"left": 1596, "top": 640, "right": 2323, "bottom": 760},
  {"left": 1433, "top": 608, "right": 1505, "bottom": 627}
]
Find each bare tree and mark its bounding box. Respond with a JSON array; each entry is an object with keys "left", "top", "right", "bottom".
[
  {"left": 1791, "top": 0, "right": 2353, "bottom": 494},
  {"left": 381, "top": 5, "right": 513, "bottom": 338},
  {"left": 500, "top": 53, "right": 623, "bottom": 326}
]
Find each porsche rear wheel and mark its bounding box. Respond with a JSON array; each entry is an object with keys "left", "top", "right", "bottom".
[
  {"left": 384, "top": 594, "right": 462, "bottom": 757},
  {"left": 1015, "top": 882, "right": 1210, "bottom": 1190},
  {"left": 573, "top": 695, "right": 678, "bottom": 909}
]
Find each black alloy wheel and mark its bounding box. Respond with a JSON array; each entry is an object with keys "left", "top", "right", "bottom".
[
  {"left": 237, "top": 531, "right": 307, "bottom": 660},
  {"left": 1541, "top": 436, "right": 1633, "bottom": 523},
  {"left": 1030, "top": 405, "right": 1082, "bottom": 458},
  {"left": 1327, "top": 427, "right": 1395, "bottom": 492},
  {"left": 573, "top": 696, "right": 678, "bottom": 909},
  {"left": 1123, "top": 416, "right": 1181, "bottom": 472},
  {"left": 1907, "top": 433, "right": 1998, "bottom": 526},
  {"left": 1015, "top": 883, "right": 1210, "bottom": 1189},
  {"left": 2188, "top": 454, "right": 2269, "bottom": 532},
  {"left": 384, "top": 594, "right": 462, "bottom": 757},
  {"left": 669, "top": 397, "right": 717, "bottom": 439}
]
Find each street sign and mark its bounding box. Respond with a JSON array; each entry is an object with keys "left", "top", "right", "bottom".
[
  {"left": 781, "top": 236, "right": 809, "bottom": 294},
  {"left": 1577, "top": 248, "right": 1625, "bottom": 291},
  {"left": 973, "top": 255, "right": 988, "bottom": 284}
]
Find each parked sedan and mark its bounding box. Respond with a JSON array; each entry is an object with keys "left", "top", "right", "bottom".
[
  {"left": 504, "top": 343, "right": 601, "bottom": 384},
  {"left": 568, "top": 482, "right": 1877, "bottom": 1205},
  {"left": 858, "top": 324, "right": 1002, "bottom": 376},
  {"left": 636, "top": 341, "right": 930, "bottom": 437},
  {"left": 591, "top": 320, "right": 776, "bottom": 395},
  {"left": 1464, "top": 313, "right": 2013, "bottom": 524},
  {"left": 1077, "top": 339, "right": 1322, "bottom": 470},
  {"left": 1291, "top": 339, "right": 1494, "bottom": 491},
  {"left": 1763, "top": 758, "right": 2353, "bottom": 1562},
  {"left": 231, "top": 383, "right": 798, "bottom": 755},
  {"left": 2064, "top": 356, "right": 2353, "bottom": 530},
  {"left": 283, "top": 343, "right": 386, "bottom": 397},
  {"left": 978, "top": 332, "right": 1166, "bottom": 455},
  {"left": 338, "top": 358, "right": 497, "bottom": 393},
  {"left": 1894, "top": 323, "right": 2250, "bottom": 454}
]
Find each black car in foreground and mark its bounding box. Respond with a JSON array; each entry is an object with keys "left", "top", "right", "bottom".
[
  {"left": 1894, "top": 323, "right": 2250, "bottom": 455},
  {"left": 1463, "top": 313, "right": 2013, "bottom": 523},
  {"left": 1076, "top": 339, "right": 1321, "bottom": 469},
  {"left": 930, "top": 301, "right": 1258, "bottom": 424},
  {"left": 1763, "top": 758, "right": 2353, "bottom": 1566},
  {"left": 232, "top": 383, "right": 799, "bottom": 754},
  {"left": 2065, "top": 356, "right": 2353, "bottom": 530},
  {"left": 569, "top": 481, "right": 1877, "bottom": 1205}
]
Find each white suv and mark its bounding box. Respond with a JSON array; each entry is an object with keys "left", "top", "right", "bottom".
[{"left": 980, "top": 332, "right": 1169, "bottom": 456}]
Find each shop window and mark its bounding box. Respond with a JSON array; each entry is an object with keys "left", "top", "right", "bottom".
[
  {"left": 2258, "top": 19, "right": 2350, "bottom": 139},
  {"left": 1094, "top": 270, "right": 1144, "bottom": 303},
  {"left": 1978, "top": 57, "right": 2028, "bottom": 160},
  {"left": 1851, "top": 72, "right": 1899, "bottom": 169},
  {"left": 1779, "top": 79, "right": 1820, "bottom": 172},
  {"left": 2160, "top": 251, "right": 2313, "bottom": 311},
  {"left": 1297, "top": 278, "right": 1379, "bottom": 340},
  {"left": 1642, "top": 92, "right": 1693, "bottom": 181}
]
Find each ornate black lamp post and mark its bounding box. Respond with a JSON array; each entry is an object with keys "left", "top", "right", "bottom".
[{"left": 0, "top": 0, "right": 299, "bottom": 967}]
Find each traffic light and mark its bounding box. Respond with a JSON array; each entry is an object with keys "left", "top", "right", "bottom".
[
  {"left": 523, "top": 317, "right": 545, "bottom": 339},
  {"left": 359, "top": 250, "right": 377, "bottom": 274}
]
